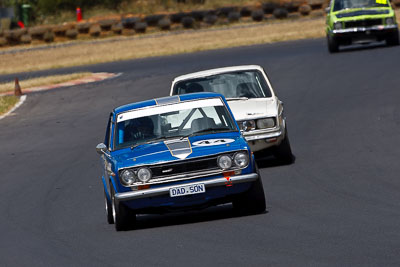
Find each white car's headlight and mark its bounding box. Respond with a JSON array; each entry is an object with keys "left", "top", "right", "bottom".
[
  {"left": 256, "top": 118, "right": 275, "bottom": 129},
  {"left": 218, "top": 155, "right": 232, "bottom": 170},
  {"left": 241, "top": 120, "right": 256, "bottom": 131},
  {"left": 137, "top": 167, "right": 152, "bottom": 183},
  {"left": 334, "top": 22, "right": 342, "bottom": 30},
  {"left": 234, "top": 152, "right": 249, "bottom": 168},
  {"left": 386, "top": 17, "right": 394, "bottom": 25},
  {"left": 120, "top": 169, "right": 135, "bottom": 185}
]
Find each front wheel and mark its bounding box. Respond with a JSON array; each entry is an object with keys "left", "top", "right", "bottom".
[
  {"left": 274, "top": 128, "right": 294, "bottom": 164},
  {"left": 104, "top": 190, "right": 114, "bottom": 224},
  {"left": 233, "top": 174, "right": 266, "bottom": 215},
  {"left": 110, "top": 186, "right": 136, "bottom": 231},
  {"left": 327, "top": 34, "right": 339, "bottom": 53}
]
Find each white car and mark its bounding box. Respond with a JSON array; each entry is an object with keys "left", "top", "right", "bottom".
[{"left": 170, "top": 65, "right": 293, "bottom": 163}]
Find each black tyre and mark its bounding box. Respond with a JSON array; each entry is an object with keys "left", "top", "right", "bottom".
[
  {"left": 110, "top": 185, "right": 136, "bottom": 231},
  {"left": 274, "top": 127, "right": 294, "bottom": 164},
  {"left": 327, "top": 34, "right": 339, "bottom": 53},
  {"left": 386, "top": 31, "right": 399, "bottom": 46},
  {"left": 233, "top": 172, "right": 266, "bottom": 215},
  {"left": 104, "top": 190, "right": 114, "bottom": 224}
]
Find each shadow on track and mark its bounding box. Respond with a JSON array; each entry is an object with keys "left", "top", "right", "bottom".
[
  {"left": 125, "top": 204, "right": 267, "bottom": 231},
  {"left": 335, "top": 41, "right": 394, "bottom": 53},
  {"left": 255, "top": 154, "right": 296, "bottom": 169}
]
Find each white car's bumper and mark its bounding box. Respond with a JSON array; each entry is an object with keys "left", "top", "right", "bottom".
[{"left": 242, "top": 124, "right": 285, "bottom": 152}]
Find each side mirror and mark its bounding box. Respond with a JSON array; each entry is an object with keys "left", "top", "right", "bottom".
[
  {"left": 96, "top": 143, "right": 108, "bottom": 155},
  {"left": 325, "top": 7, "right": 330, "bottom": 13}
]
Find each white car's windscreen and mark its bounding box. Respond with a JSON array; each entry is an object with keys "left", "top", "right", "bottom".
[{"left": 173, "top": 70, "right": 273, "bottom": 99}]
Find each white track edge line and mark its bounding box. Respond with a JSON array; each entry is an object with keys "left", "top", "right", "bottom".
[{"left": 0, "top": 95, "right": 27, "bottom": 121}]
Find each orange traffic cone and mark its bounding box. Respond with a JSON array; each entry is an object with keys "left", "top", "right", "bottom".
[{"left": 14, "top": 78, "right": 22, "bottom": 96}]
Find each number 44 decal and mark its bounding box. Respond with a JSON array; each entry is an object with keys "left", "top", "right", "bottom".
[{"left": 192, "top": 139, "right": 235, "bottom": 146}]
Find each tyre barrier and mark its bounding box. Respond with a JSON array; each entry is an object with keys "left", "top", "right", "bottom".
[
  {"left": 4, "top": 28, "right": 26, "bottom": 44},
  {"left": 52, "top": 25, "right": 70, "bottom": 37},
  {"left": 240, "top": 6, "right": 253, "bottom": 17},
  {"left": 135, "top": 22, "right": 147, "bottom": 33},
  {"left": 204, "top": 14, "right": 218, "bottom": 25},
  {"left": 299, "top": 4, "right": 312, "bottom": 16},
  {"left": 0, "top": 36, "right": 8, "bottom": 46},
  {"left": 122, "top": 17, "right": 140, "bottom": 29},
  {"left": 170, "top": 12, "right": 187, "bottom": 23},
  {"left": 145, "top": 14, "right": 166, "bottom": 27},
  {"left": 228, "top": 11, "right": 241, "bottom": 23},
  {"left": 43, "top": 31, "right": 55, "bottom": 43},
  {"left": 76, "top": 22, "right": 91, "bottom": 34},
  {"left": 158, "top": 18, "right": 172, "bottom": 31},
  {"left": 190, "top": 10, "right": 207, "bottom": 21},
  {"left": 273, "top": 8, "right": 289, "bottom": 19},
  {"left": 251, "top": 9, "right": 265, "bottom": 22},
  {"left": 99, "top": 19, "right": 118, "bottom": 31},
  {"left": 89, "top": 25, "right": 101, "bottom": 37},
  {"left": 262, "top": 2, "right": 279, "bottom": 14},
  {"left": 0, "top": 1, "right": 331, "bottom": 48},
  {"left": 65, "top": 29, "right": 78, "bottom": 39},
  {"left": 20, "top": 34, "right": 31, "bottom": 44},
  {"left": 112, "top": 23, "right": 123, "bottom": 35},
  {"left": 28, "top": 26, "right": 47, "bottom": 40},
  {"left": 181, "top": 16, "right": 195, "bottom": 29}
]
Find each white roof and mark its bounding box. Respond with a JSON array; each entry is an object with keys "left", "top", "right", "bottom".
[{"left": 172, "top": 65, "right": 264, "bottom": 83}]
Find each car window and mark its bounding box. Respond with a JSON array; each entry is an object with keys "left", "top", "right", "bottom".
[
  {"left": 114, "top": 99, "right": 236, "bottom": 150},
  {"left": 173, "top": 70, "right": 272, "bottom": 99}
]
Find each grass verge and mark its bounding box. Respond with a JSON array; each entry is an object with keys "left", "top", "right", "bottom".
[
  {"left": 0, "top": 95, "right": 19, "bottom": 116},
  {"left": 0, "top": 72, "right": 92, "bottom": 94},
  {"left": 0, "top": 72, "right": 92, "bottom": 116}
]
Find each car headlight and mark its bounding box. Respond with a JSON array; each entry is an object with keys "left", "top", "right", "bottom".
[
  {"left": 334, "top": 22, "right": 342, "bottom": 30},
  {"left": 120, "top": 169, "right": 135, "bottom": 185},
  {"left": 240, "top": 120, "right": 256, "bottom": 131},
  {"left": 234, "top": 152, "right": 249, "bottom": 168},
  {"left": 137, "top": 167, "right": 152, "bottom": 183},
  {"left": 386, "top": 17, "right": 394, "bottom": 25},
  {"left": 218, "top": 155, "right": 232, "bottom": 170},
  {"left": 256, "top": 118, "right": 275, "bottom": 129}
]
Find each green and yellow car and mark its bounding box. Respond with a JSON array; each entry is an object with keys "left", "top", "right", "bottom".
[{"left": 326, "top": 0, "right": 399, "bottom": 52}]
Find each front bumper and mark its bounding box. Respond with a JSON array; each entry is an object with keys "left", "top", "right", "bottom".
[
  {"left": 242, "top": 127, "right": 284, "bottom": 152},
  {"left": 331, "top": 25, "right": 398, "bottom": 39},
  {"left": 115, "top": 173, "right": 258, "bottom": 202}
]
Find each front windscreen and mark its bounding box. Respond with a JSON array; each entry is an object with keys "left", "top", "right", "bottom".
[
  {"left": 333, "top": 0, "right": 389, "bottom": 11},
  {"left": 173, "top": 70, "right": 272, "bottom": 99},
  {"left": 114, "top": 99, "right": 236, "bottom": 150}
]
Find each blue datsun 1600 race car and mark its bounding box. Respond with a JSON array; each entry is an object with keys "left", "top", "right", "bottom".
[{"left": 96, "top": 93, "right": 266, "bottom": 231}]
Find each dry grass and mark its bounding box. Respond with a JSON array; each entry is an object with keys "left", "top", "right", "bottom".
[
  {"left": 0, "top": 95, "right": 19, "bottom": 115},
  {"left": 0, "top": 72, "right": 92, "bottom": 94},
  {"left": 0, "top": 18, "right": 325, "bottom": 75},
  {"left": 39, "top": 0, "right": 261, "bottom": 24}
]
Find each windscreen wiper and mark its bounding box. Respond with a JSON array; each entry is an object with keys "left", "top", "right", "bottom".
[
  {"left": 226, "top": 97, "right": 249, "bottom": 101},
  {"left": 191, "top": 127, "right": 232, "bottom": 135}
]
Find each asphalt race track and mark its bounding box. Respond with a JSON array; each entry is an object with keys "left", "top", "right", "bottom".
[{"left": 1, "top": 38, "right": 400, "bottom": 266}]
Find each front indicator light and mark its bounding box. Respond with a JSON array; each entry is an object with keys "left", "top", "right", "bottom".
[
  {"left": 120, "top": 170, "right": 135, "bottom": 185},
  {"left": 234, "top": 152, "right": 249, "bottom": 168},
  {"left": 137, "top": 167, "right": 152, "bottom": 183}
]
